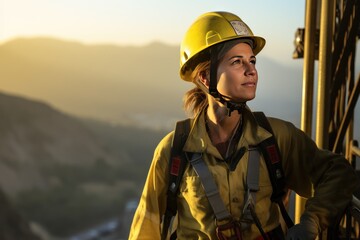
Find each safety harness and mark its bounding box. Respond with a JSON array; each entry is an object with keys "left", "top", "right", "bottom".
[{"left": 161, "top": 112, "right": 294, "bottom": 240}]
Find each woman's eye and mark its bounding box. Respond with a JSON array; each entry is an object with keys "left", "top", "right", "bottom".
[
  {"left": 232, "top": 59, "right": 241, "bottom": 65},
  {"left": 250, "top": 59, "right": 257, "bottom": 65}
]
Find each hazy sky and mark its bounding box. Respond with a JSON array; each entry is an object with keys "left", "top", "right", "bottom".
[{"left": 0, "top": 0, "right": 306, "bottom": 64}]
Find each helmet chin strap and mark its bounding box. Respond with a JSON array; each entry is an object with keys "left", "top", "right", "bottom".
[
  {"left": 209, "top": 48, "right": 246, "bottom": 116},
  {"left": 217, "top": 94, "right": 247, "bottom": 116}
]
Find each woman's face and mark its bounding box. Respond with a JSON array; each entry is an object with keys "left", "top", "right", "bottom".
[{"left": 216, "top": 42, "right": 258, "bottom": 102}]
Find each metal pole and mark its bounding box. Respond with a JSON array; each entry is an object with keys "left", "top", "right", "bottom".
[
  {"left": 346, "top": 52, "right": 355, "bottom": 160},
  {"left": 301, "top": 0, "right": 317, "bottom": 136},
  {"left": 295, "top": 0, "right": 318, "bottom": 224},
  {"left": 313, "top": 2, "right": 334, "bottom": 236},
  {"left": 316, "top": 0, "right": 335, "bottom": 149}
]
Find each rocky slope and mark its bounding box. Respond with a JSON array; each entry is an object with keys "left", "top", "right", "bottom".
[{"left": 0, "top": 91, "right": 127, "bottom": 195}]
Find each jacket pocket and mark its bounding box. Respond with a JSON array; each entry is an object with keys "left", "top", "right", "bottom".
[{"left": 179, "top": 176, "right": 210, "bottom": 211}]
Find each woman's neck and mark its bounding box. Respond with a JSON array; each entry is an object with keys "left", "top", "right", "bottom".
[{"left": 206, "top": 101, "right": 242, "bottom": 145}]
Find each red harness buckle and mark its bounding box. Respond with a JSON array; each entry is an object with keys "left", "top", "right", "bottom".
[{"left": 216, "top": 220, "right": 242, "bottom": 240}]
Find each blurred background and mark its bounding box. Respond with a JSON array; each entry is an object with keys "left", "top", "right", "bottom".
[{"left": 0, "top": 0, "right": 359, "bottom": 239}]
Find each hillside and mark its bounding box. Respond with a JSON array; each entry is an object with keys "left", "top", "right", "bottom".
[
  {"left": 0, "top": 91, "right": 166, "bottom": 237},
  {"left": 0, "top": 92, "right": 126, "bottom": 196},
  {"left": 0, "top": 37, "right": 190, "bottom": 130},
  {"left": 0, "top": 37, "right": 304, "bottom": 130}
]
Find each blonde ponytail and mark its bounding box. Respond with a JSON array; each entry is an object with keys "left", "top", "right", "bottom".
[{"left": 183, "top": 61, "right": 210, "bottom": 117}]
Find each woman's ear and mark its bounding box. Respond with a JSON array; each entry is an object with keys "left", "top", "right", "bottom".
[{"left": 198, "top": 70, "right": 210, "bottom": 88}]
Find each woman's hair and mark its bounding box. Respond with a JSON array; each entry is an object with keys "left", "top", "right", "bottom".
[{"left": 183, "top": 61, "right": 209, "bottom": 117}]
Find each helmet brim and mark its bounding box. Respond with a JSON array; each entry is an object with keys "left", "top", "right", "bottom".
[{"left": 180, "top": 35, "right": 265, "bottom": 82}]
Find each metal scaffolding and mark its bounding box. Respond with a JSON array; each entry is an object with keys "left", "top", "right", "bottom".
[{"left": 294, "top": 0, "right": 360, "bottom": 238}]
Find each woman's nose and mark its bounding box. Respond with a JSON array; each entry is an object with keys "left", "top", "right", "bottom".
[{"left": 245, "top": 62, "right": 256, "bottom": 76}]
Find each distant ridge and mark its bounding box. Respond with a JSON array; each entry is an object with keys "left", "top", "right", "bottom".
[
  {"left": 0, "top": 91, "right": 124, "bottom": 196},
  {"left": 0, "top": 37, "right": 307, "bottom": 129},
  {"left": 0, "top": 37, "right": 190, "bottom": 130},
  {"left": 0, "top": 90, "right": 167, "bottom": 237}
]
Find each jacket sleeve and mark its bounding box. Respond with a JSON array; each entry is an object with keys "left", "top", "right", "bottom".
[
  {"left": 269, "top": 118, "right": 359, "bottom": 231},
  {"left": 128, "top": 132, "right": 173, "bottom": 240}
]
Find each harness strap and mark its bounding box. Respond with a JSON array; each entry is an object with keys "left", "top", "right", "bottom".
[
  {"left": 190, "top": 149, "right": 269, "bottom": 240},
  {"left": 189, "top": 144, "right": 270, "bottom": 239},
  {"left": 242, "top": 147, "right": 270, "bottom": 240},
  {"left": 189, "top": 153, "right": 232, "bottom": 221},
  {"left": 253, "top": 112, "right": 294, "bottom": 229},
  {"left": 246, "top": 147, "right": 261, "bottom": 192},
  {"left": 161, "top": 119, "right": 191, "bottom": 240},
  {"left": 242, "top": 147, "right": 260, "bottom": 226},
  {"left": 249, "top": 204, "right": 270, "bottom": 240}
]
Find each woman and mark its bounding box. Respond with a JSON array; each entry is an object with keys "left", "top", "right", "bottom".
[{"left": 129, "top": 11, "right": 359, "bottom": 239}]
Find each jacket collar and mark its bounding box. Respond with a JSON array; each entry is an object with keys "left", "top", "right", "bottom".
[{"left": 183, "top": 107, "right": 272, "bottom": 158}]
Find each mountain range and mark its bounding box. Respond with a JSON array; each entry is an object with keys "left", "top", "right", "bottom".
[
  {"left": 0, "top": 37, "right": 305, "bottom": 129},
  {"left": 0, "top": 92, "right": 126, "bottom": 196},
  {"left": 0, "top": 90, "right": 166, "bottom": 238}
]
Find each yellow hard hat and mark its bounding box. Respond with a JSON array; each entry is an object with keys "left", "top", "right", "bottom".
[{"left": 180, "top": 11, "right": 266, "bottom": 81}]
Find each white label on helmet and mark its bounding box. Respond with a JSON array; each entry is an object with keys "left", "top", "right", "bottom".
[{"left": 230, "top": 21, "right": 249, "bottom": 36}]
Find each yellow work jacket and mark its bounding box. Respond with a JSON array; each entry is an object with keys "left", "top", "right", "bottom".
[{"left": 129, "top": 108, "right": 358, "bottom": 239}]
